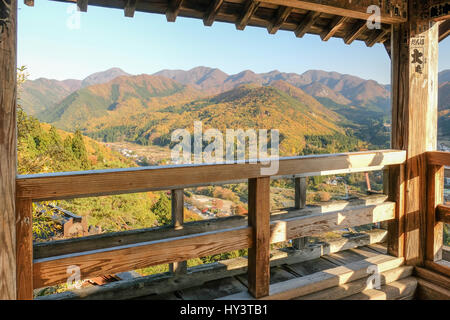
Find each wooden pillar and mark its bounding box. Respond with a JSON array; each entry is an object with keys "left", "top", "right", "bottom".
[
  {"left": 292, "top": 177, "right": 307, "bottom": 250},
  {"left": 247, "top": 177, "right": 270, "bottom": 298},
  {"left": 169, "top": 189, "right": 187, "bottom": 274},
  {"left": 16, "top": 198, "right": 33, "bottom": 299},
  {"left": 390, "top": 8, "right": 440, "bottom": 265},
  {"left": 0, "top": 0, "right": 17, "bottom": 300}
]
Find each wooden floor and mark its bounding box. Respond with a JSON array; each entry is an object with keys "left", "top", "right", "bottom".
[{"left": 137, "top": 244, "right": 416, "bottom": 300}]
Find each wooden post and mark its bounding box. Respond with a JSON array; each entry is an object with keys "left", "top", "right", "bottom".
[
  {"left": 169, "top": 189, "right": 187, "bottom": 274},
  {"left": 16, "top": 198, "right": 33, "bottom": 299},
  {"left": 0, "top": 0, "right": 17, "bottom": 300},
  {"left": 390, "top": 9, "right": 440, "bottom": 265},
  {"left": 292, "top": 177, "right": 307, "bottom": 250},
  {"left": 426, "top": 165, "right": 444, "bottom": 262},
  {"left": 247, "top": 177, "right": 270, "bottom": 298}
]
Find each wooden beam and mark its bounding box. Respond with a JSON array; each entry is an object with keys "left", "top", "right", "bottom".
[
  {"left": 426, "top": 166, "right": 444, "bottom": 262},
  {"left": 267, "top": 6, "right": 292, "bottom": 34},
  {"left": 16, "top": 150, "right": 406, "bottom": 201},
  {"left": 24, "top": 0, "right": 34, "bottom": 6},
  {"left": 343, "top": 20, "right": 366, "bottom": 45},
  {"left": 416, "top": 278, "right": 450, "bottom": 300},
  {"left": 247, "top": 177, "right": 270, "bottom": 298},
  {"left": 425, "top": 260, "right": 450, "bottom": 277},
  {"left": 77, "top": 0, "right": 88, "bottom": 12},
  {"left": 321, "top": 16, "right": 348, "bottom": 42},
  {"left": 439, "top": 19, "right": 450, "bottom": 42},
  {"left": 124, "top": 0, "right": 137, "bottom": 18},
  {"left": 33, "top": 195, "right": 388, "bottom": 260},
  {"left": 236, "top": 0, "right": 259, "bottom": 30},
  {"left": 0, "top": 0, "right": 17, "bottom": 300},
  {"left": 427, "top": 151, "right": 450, "bottom": 165},
  {"left": 415, "top": 266, "right": 450, "bottom": 289},
  {"left": 387, "top": 164, "right": 405, "bottom": 258},
  {"left": 169, "top": 189, "right": 187, "bottom": 274},
  {"left": 203, "top": 0, "right": 224, "bottom": 27},
  {"left": 427, "top": 1, "right": 450, "bottom": 22},
  {"left": 294, "top": 10, "right": 319, "bottom": 38},
  {"left": 390, "top": 14, "right": 440, "bottom": 265},
  {"left": 16, "top": 199, "right": 33, "bottom": 300},
  {"left": 365, "top": 28, "right": 390, "bottom": 47},
  {"left": 259, "top": 0, "right": 407, "bottom": 24},
  {"left": 437, "top": 204, "right": 450, "bottom": 224},
  {"left": 166, "top": 0, "right": 183, "bottom": 22},
  {"left": 33, "top": 226, "right": 253, "bottom": 288}
]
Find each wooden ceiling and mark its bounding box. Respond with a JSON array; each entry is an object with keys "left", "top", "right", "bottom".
[{"left": 25, "top": 0, "right": 449, "bottom": 46}]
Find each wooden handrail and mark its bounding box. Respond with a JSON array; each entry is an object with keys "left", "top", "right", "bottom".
[
  {"left": 16, "top": 149, "right": 406, "bottom": 201},
  {"left": 33, "top": 201, "right": 395, "bottom": 288},
  {"left": 437, "top": 204, "right": 450, "bottom": 224},
  {"left": 427, "top": 151, "right": 450, "bottom": 166}
]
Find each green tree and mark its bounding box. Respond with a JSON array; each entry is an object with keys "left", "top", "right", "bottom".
[
  {"left": 151, "top": 193, "right": 171, "bottom": 225},
  {"left": 72, "top": 130, "right": 89, "bottom": 167}
]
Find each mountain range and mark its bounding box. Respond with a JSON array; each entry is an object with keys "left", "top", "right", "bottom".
[{"left": 19, "top": 66, "right": 450, "bottom": 155}]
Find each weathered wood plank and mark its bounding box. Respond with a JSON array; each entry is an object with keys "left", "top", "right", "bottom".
[
  {"left": 294, "top": 10, "right": 320, "bottom": 38},
  {"left": 0, "top": 0, "right": 17, "bottom": 300},
  {"left": 203, "top": 0, "right": 223, "bottom": 26},
  {"left": 292, "top": 177, "right": 307, "bottom": 250},
  {"left": 416, "top": 278, "right": 450, "bottom": 300},
  {"left": 247, "top": 177, "right": 270, "bottom": 298},
  {"left": 236, "top": 0, "right": 260, "bottom": 30},
  {"left": 439, "top": 19, "right": 450, "bottom": 42},
  {"left": 219, "top": 255, "right": 405, "bottom": 300},
  {"left": 343, "top": 277, "right": 417, "bottom": 300},
  {"left": 16, "top": 198, "right": 33, "bottom": 300},
  {"left": 33, "top": 226, "right": 253, "bottom": 288},
  {"left": 267, "top": 5, "right": 292, "bottom": 34},
  {"left": 414, "top": 266, "right": 450, "bottom": 289},
  {"left": 259, "top": 0, "right": 407, "bottom": 24},
  {"left": 424, "top": 260, "right": 450, "bottom": 277},
  {"left": 426, "top": 165, "right": 444, "bottom": 261},
  {"left": 365, "top": 28, "right": 390, "bottom": 47},
  {"left": 166, "top": 0, "right": 183, "bottom": 22},
  {"left": 36, "top": 229, "right": 387, "bottom": 300},
  {"left": 298, "top": 266, "right": 413, "bottom": 300},
  {"left": 16, "top": 150, "right": 406, "bottom": 201}
]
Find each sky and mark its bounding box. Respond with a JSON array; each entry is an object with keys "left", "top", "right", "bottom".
[{"left": 18, "top": 1, "right": 450, "bottom": 85}]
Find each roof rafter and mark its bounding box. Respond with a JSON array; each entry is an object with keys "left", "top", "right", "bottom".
[
  {"left": 166, "top": 0, "right": 184, "bottom": 22},
  {"left": 439, "top": 19, "right": 450, "bottom": 42},
  {"left": 204, "top": 0, "right": 224, "bottom": 26},
  {"left": 124, "top": 0, "right": 138, "bottom": 18},
  {"left": 365, "top": 28, "right": 390, "bottom": 47},
  {"left": 321, "top": 15, "right": 347, "bottom": 41},
  {"left": 24, "top": 0, "right": 34, "bottom": 6},
  {"left": 294, "top": 11, "right": 320, "bottom": 38},
  {"left": 343, "top": 20, "right": 367, "bottom": 45},
  {"left": 77, "top": 0, "right": 88, "bottom": 12},
  {"left": 259, "top": 0, "right": 407, "bottom": 24},
  {"left": 267, "top": 6, "right": 293, "bottom": 34},
  {"left": 236, "top": 0, "right": 260, "bottom": 31}
]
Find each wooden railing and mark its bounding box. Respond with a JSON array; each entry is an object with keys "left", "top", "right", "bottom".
[
  {"left": 425, "top": 151, "right": 450, "bottom": 277},
  {"left": 15, "top": 149, "right": 407, "bottom": 300}
]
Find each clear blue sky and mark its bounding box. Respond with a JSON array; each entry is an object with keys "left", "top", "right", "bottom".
[{"left": 18, "top": 1, "right": 450, "bottom": 84}]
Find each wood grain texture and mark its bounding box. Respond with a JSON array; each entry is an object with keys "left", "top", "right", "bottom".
[
  {"left": 321, "top": 15, "right": 347, "bottom": 41},
  {"left": 16, "top": 150, "right": 406, "bottom": 201},
  {"left": 390, "top": 15, "right": 440, "bottom": 265},
  {"left": 15, "top": 198, "right": 33, "bottom": 300},
  {"left": 439, "top": 19, "right": 450, "bottom": 42},
  {"left": 169, "top": 189, "right": 187, "bottom": 274},
  {"left": 437, "top": 204, "right": 450, "bottom": 224},
  {"left": 365, "top": 28, "right": 390, "bottom": 47},
  {"left": 166, "top": 0, "right": 183, "bottom": 22},
  {"left": 343, "top": 20, "right": 366, "bottom": 45},
  {"left": 416, "top": 278, "right": 450, "bottom": 300},
  {"left": 34, "top": 226, "right": 253, "bottom": 288},
  {"left": 426, "top": 165, "right": 444, "bottom": 261},
  {"left": 203, "top": 0, "right": 223, "bottom": 26},
  {"left": 247, "top": 177, "right": 270, "bottom": 298},
  {"left": 424, "top": 260, "right": 450, "bottom": 277},
  {"left": 414, "top": 266, "right": 450, "bottom": 289},
  {"left": 267, "top": 5, "right": 292, "bottom": 34},
  {"left": 33, "top": 195, "right": 388, "bottom": 260},
  {"left": 0, "top": 0, "right": 17, "bottom": 300},
  {"left": 236, "top": 0, "right": 259, "bottom": 30},
  {"left": 343, "top": 277, "right": 417, "bottom": 300},
  {"left": 427, "top": 151, "right": 450, "bottom": 166}
]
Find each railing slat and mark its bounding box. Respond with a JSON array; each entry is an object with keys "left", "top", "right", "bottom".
[
  {"left": 169, "top": 189, "right": 187, "bottom": 274},
  {"left": 437, "top": 204, "right": 450, "bottom": 224},
  {"left": 16, "top": 198, "right": 33, "bottom": 300},
  {"left": 427, "top": 151, "right": 450, "bottom": 166},
  {"left": 247, "top": 177, "right": 271, "bottom": 298},
  {"left": 426, "top": 165, "right": 444, "bottom": 262},
  {"left": 292, "top": 177, "right": 308, "bottom": 250},
  {"left": 17, "top": 150, "right": 406, "bottom": 201}
]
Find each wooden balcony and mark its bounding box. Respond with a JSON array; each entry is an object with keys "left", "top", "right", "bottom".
[{"left": 10, "top": 149, "right": 449, "bottom": 300}]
